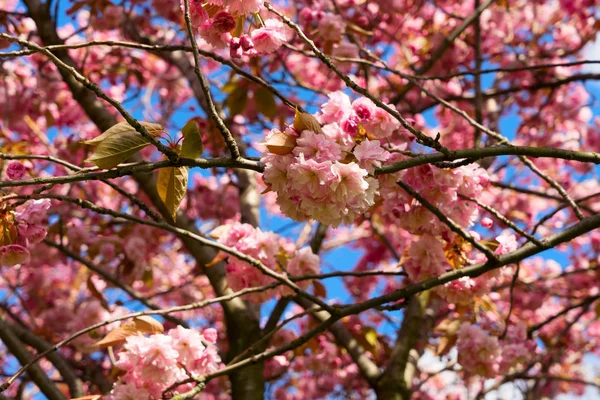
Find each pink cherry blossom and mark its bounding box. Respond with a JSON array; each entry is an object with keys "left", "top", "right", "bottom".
[
  {"left": 0, "top": 244, "right": 30, "bottom": 267},
  {"left": 251, "top": 19, "right": 291, "bottom": 53},
  {"left": 353, "top": 140, "right": 390, "bottom": 172},
  {"left": 223, "top": 0, "right": 262, "bottom": 15},
  {"left": 317, "top": 14, "right": 345, "bottom": 41},
  {"left": 202, "top": 328, "right": 218, "bottom": 343},
  {"left": 456, "top": 323, "right": 500, "bottom": 377},
  {"left": 318, "top": 91, "right": 352, "bottom": 125},
  {"left": 5, "top": 161, "right": 26, "bottom": 180},
  {"left": 287, "top": 247, "right": 320, "bottom": 290},
  {"left": 404, "top": 235, "right": 448, "bottom": 281},
  {"left": 495, "top": 231, "right": 518, "bottom": 255},
  {"left": 293, "top": 130, "right": 342, "bottom": 162},
  {"left": 14, "top": 199, "right": 51, "bottom": 225}
]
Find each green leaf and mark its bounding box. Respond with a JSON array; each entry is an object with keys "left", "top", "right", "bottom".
[
  {"left": 180, "top": 120, "right": 203, "bottom": 159},
  {"left": 157, "top": 166, "right": 189, "bottom": 220},
  {"left": 226, "top": 84, "right": 249, "bottom": 116},
  {"left": 85, "top": 130, "right": 153, "bottom": 169},
  {"left": 255, "top": 87, "right": 278, "bottom": 120},
  {"left": 82, "top": 121, "right": 163, "bottom": 145},
  {"left": 293, "top": 109, "right": 323, "bottom": 134}
]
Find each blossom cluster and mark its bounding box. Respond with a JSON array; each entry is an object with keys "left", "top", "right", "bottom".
[
  {"left": 262, "top": 91, "right": 397, "bottom": 227},
  {"left": 182, "top": 0, "right": 292, "bottom": 56},
  {"left": 456, "top": 322, "right": 536, "bottom": 378},
  {"left": 0, "top": 199, "right": 50, "bottom": 267},
  {"left": 217, "top": 222, "right": 320, "bottom": 302},
  {"left": 107, "top": 327, "right": 221, "bottom": 399}
]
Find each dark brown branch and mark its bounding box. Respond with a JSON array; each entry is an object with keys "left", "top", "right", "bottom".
[
  {"left": 7, "top": 322, "right": 84, "bottom": 398},
  {"left": 0, "top": 318, "right": 67, "bottom": 400}
]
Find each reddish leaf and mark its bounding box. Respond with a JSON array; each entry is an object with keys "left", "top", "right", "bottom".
[{"left": 313, "top": 281, "right": 327, "bottom": 298}]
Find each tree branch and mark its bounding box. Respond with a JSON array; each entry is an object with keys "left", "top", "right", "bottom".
[{"left": 0, "top": 317, "right": 67, "bottom": 400}]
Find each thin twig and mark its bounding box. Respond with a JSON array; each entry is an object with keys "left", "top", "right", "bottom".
[{"left": 182, "top": 0, "right": 240, "bottom": 159}]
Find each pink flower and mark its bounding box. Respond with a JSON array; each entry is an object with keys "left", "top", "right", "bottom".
[
  {"left": 353, "top": 140, "right": 390, "bottom": 172},
  {"left": 287, "top": 247, "right": 320, "bottom": 290},
  {"left": 14, "top": 199, "right": 51, "bottom": 225},
  {"left": 332, "top": 42, "right": 360, "bottom": 60},
  {"left": 319, "top": 91, "right": 352, "bottom": 125},
  {"left": 0, "top": 244, "right": 30, "bottom": 267},
  {"left": 202, "top": 328, "right": 218, "bottom": 343},
  {"left": 351, "top": 97, "right": 377, "bottom": 122},
  {"left": 251, "top": 19, "right": 290, "bottom": 53},
  {"left": 108, "top": 381, "right": 151, "bottom": 400},
  {"left": 288, "top": 157, "right": 337, "bottom": 201},
  {"left": 293, "top": 130, "right": 342, "bottom": 162},
  {"left": 330, "top": 162, "right": 370, "bottom": 203},
  {"left": 218, "top": 222, "right": 284, "bottom": 302},
  {"left": 240, "top": 34, "right": 254, "bottom": 51},
  {"left": 223, "top": 0, "right": 262, "bottom": 15},
  {"left": 438, "top": 277, "right": 477, "bottom": 304},
  {"left": 495, "top": 231, "right": 518, "bottom": 255},
  {"left": 118, "top": 334, "right": 180, "bottom": 370},
  {"left": 168, "top": 326, "right": 206, "bottom": 365},
  {"left": 341, "top": 115, "right": 360, "bottom": 136},
  {"left": 191, "top": 346, "right": 221, "bottom": 374},
  {"left": 210, "top": 10, "right": 236, "bottom": 33},
  {"left": 362, "top": 107, "right": 400, "bottom": 139},
  {"left": 199, "top": 22, "right": 232, "bottom": 48},
  {"left": 456, "top": 323, "right": 500, "bottom": 377},
  {"left": 404, "top": 236, "right": 447, "bottom": 281},
  {"left": 230, "top": 37, "right": 243, "bottom": 58},
  {"left": 17, "top": 224, "right": 47, "bottom": 245},
  {"left": 5, "top": 161, "right": 26, "bottom": 180},
  {"left": 317, "top": 14, "right": 345, "bottom": 41},
  {"left": 181, "top": 0, "right": 207, "bottom": 27},
  {"left": 481, "top": 217, "right": 493, "bottom": 228},
  {"left": 115, "top": 334, "right": 184, "bottom": 397},
  {"left": 322, "top": 122, "right": 354, "bottom": 151},
  {"left": 124, "top": 236, "right": 147, "bottom": 261}
]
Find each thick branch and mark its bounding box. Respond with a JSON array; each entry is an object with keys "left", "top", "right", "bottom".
[
  {"left": 0, "top": 318, "right": 67, "bottom": 400},
  {"left": 20, "top": 3, "right": 263, "bottom": 398},
  {"left": 7, "top": 322, "right": 84, "bottom": 398}
]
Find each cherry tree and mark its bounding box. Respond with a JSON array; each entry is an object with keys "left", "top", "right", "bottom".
[{"left": 1, "top": 0, "right": 600, "bottom": 399}]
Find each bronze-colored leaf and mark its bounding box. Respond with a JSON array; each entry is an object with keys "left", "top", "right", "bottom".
[
  {"left": 436, "top": 334, "right": 458, "bottom": 357},
  {"left": 131, "top": 316, "right": 164, "bottom": 334},
  {"left": 93, "top": 316, "right": 164, "bottom": 348},
  {"left": 293, "top": 109, "right": 323, "bottom": 134},
  {"left": 313, "top": 280, "right": 327, "bottom": 298},
  {"left": 157, "top": 166, "right": 189, "bottom": 221},
  {"left": 93, "top": 324, "right": 137, "bottom": 348},
  {"left": 265, "top": 130, "right": 297, "bottom": 155},
  {"left": 205, "top": 251, "right": 228, "bottom": 268}
]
